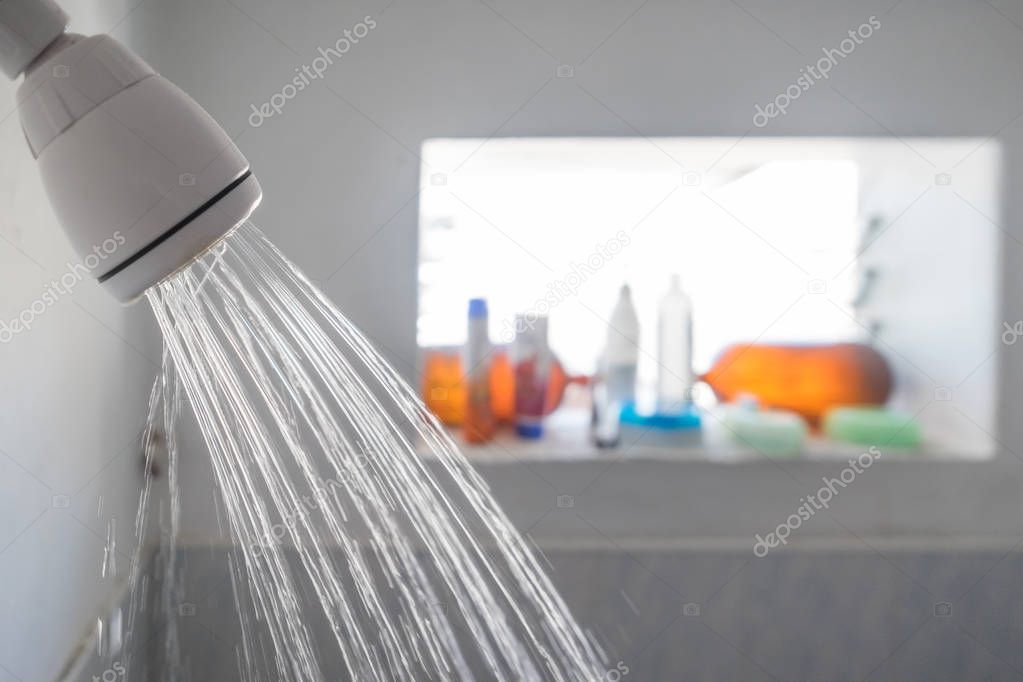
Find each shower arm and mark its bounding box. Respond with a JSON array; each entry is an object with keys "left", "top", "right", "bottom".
[{"left": 0, "top": 0, "right": 261, "bottom": 303}]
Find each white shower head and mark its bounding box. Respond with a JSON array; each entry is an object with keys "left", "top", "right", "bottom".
[{"left": 1, "top": 0, "right": 261, "bottom": 302}]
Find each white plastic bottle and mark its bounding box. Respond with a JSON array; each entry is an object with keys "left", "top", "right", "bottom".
[
  {"left": 606, "top": 284, "right": 640, "bottom": 407},
  {"left": 657, "top": 274, "right": 693, "bottom": 413}
]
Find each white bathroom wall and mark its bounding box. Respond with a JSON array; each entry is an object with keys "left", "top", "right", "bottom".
[
  {"left": 0, "top": 2, "right": 160, "bottom": 681},
  {"left": 114, "top": 0, "right": 1023, "bottom": 547}
]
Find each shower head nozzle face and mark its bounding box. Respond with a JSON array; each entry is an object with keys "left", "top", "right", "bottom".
[{"left": 14, "top": 32, "right": 261, "bottom": 303}]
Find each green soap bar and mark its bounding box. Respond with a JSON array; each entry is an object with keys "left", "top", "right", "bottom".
[
  {"left": 723, "top": 407, "right": 807, "bottom": 458},
  {"left": 823, "top": 407, "right": 921, "bottom": 448}
]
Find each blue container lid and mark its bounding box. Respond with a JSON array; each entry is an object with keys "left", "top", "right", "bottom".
[
  {"left": 468, "top": 298, "right": 488, "bottom": 318},
  {"left": 620, "top": 401, "right": 702, "bottom": 430},
  {"left": 516, "top": 423, "right": 544, "bottom": 439}
]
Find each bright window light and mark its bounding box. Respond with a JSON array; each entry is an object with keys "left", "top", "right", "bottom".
[
  {"left": 417, "top": 137, "right": 1001, "bottom": 456},
  {"left": 418, "top": 139, "right": 860, "bottom": 384}
]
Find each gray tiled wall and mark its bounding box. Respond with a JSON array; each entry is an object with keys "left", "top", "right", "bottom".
[{"left": 117, "top": 546, "right": 1023, "bottom": 681}]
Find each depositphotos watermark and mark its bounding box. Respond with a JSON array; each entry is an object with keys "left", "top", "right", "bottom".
[
  {"left": 249, "top": 16, "right": 377, "bottom": 127},
  {"left": 0, "top": 231, "right": 126, "bottom": 344},
  {"left": 1003, "top": 320, "right": 1023, "bottom": 345},
  {"left": 91, "top": 661, "right": 125, "bottom": 682},
  {"left": 753, "top": 446, "right": 881, "bottom": 557},
  {"left": 498, "top": 230, "right": 631, "bottom": 343},
  {"left": 594, "top": 661, "right": 630, "bottom": 682},
  {"left": 753, "top": 15, "right": 881, "bottom": 128}
]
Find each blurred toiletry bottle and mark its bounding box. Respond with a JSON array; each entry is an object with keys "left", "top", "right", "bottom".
[
  {"left": 606, "top": 284, "right": 640, "bottom": 408},
  {"left": 657, "top": 274, "right": 694, "bottom": 414},
  {"left": 463, "top": 298, "right": 496, "bottom": 443},
  {"left": 513, "top": 315, "right": 551, "bottom": 439},
  {"left": 702, "top": 342, "right": 892, "bottom": 426},
  {"left": 591, "top": 350, "right": 620, "bottom": 448}
]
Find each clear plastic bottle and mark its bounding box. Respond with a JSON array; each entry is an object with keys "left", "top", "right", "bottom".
[
  {"left": 513, "top": 315, "right": 550, "bottom": 439},
  {"left": 657, "top": 274, "right": 693, "bottom": 414},
  {"left": 606, "top": 284, "right": 640, "bottom": 407},
  {"left": 590, "top": 350, "right": 620, "bottom": 448}
]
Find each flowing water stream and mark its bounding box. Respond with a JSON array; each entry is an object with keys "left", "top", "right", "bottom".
[{"left": 133, "top": 224, "right": 605, "bottom": 680}]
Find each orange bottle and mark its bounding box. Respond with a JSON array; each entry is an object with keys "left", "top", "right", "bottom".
[
  {"left": 422, "top": 351, "right": 466, "bottom": 426},
  {"left": 424, "top": 347, "right": 574, "bottom": 428},
  {"left": 490, "top": 349, "right": 572, "bottom": 423},
  {"left": 490, "top": 351, "right": 516, "bottom": 423},
  {"left": 702, "top": 343, "right": 892, "bottom": 426}
]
